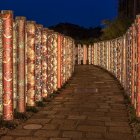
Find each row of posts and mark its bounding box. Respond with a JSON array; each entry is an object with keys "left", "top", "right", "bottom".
[
  {"left": 0, "top": 10, "right": 76, "bottom": 121},
  {"left": 77, "top": 15, "right": 140, "bottom": 117}
]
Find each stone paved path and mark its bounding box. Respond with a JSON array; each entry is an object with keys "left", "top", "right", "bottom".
[{"left": 1, "top": 65, "right": 134, "bottom": 140}]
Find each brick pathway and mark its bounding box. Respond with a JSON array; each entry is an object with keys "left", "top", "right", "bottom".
[{"left": 1, "top": 65, "right": 134, "bottom": 140}]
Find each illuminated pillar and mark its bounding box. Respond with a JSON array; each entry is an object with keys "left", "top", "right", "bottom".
[
  {"left": 88, "top": 45, "right": 92, "bottom": 65},
  {"left": 13, "top": 21, "right": 17, "bottom": 110},
  {"left": 63, "top": 37, "right": 66, "bottom": 84},
  {"left": 47, "top": 30, "right": 54, "bottom": 94},
  {"left": 35, "top": 25, "right": 43, "bottom": 101},
  {"left": 72, "top": 40, "right": 75, "bottom": 73},
  {"left": 68, "top": 38, "right": 70, "bottom": 78},
  {"left": 91, "top": 45, "right": 94, "bottom": 65},
  {"left": 131, "top": 24, "right": 135, "bottom": 105},
  {"left": 65, "top": 37, "right": 68, "bottom": 81},
  {"left": 26, "top": 21, "right": 36, "bottom": 107},
  {"left": 136, "top": 15, "right": 140, "bottom": 117},
  {"left": 133, "top": 23, "right": 138, "bottom": 109},
  {"left": 78, "top": 44, "right": 81, "bottom": 64},
  {"left": 94, "top": 43, "right": 97, "bottom": 65},
  {"left": 83, "top": 44, "right": 87, "bottom": 64},
  {"left": 41, "top": 28, "right": 48, "bottom": 97},
  {"left": 61, "top": 36, "right": 64, "bottom": 86},
  {"left": 2, "top": 10, "right": 13, "bottom": 121},
  {"left": 53, "top": 33, "right": 58, "bottom": 91},
  {"left": 57, "top": 34, "right": 61, "bottom": 89},
  {"left": 69, "top": 38, "right": 73, "bottom": 77},
  {"left": 108, "top": 41, "right": 111, "bottom": 71},
  {"left": 15, "top": 17, "right": 26, "bottom": 112},
  {"left": 0, "top": 14, "right": 3, "bottom": 115}
]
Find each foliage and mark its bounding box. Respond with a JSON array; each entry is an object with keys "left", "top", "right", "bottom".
[
  {"left": 49, "top": 23, "right": 102, "bottom": 44},
  {"left": 100, "top": 17, "right": 132, "bottom": 40}
]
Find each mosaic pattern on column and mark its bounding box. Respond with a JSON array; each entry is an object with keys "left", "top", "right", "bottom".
[
  {"left": 132, "top": 23, "right": 137, "bottom": 108},
  {"left": 69, "top": 38, "right": 73, "bottom": 77},
  {"left": 57, "top": 34, "right": 61, "bottom": 89},
  {"left": 78, "top": 44, "right": 81, "bottom": 65},
  {"left": 35, "top": 25, "right": 43, "bottom": 101},
  {"left": 53, "top": 33, "right": 58, "bottom": 91},
  {"left": 41, "top": 29, "right": 48, "bottom": 97},
  {"left": 13, "top": 21, "right": 17, "bottom": 110},
  {"left": 137, "top": 16, "right": 140, "bottom": 117},
  {"left": 16, "top": 17, "right": 26, "bottom": 112},
  {"left": 60, "top": 36, "right": 64, "bottom": 86},
  {"left": 88, "top": 45, "right": 92, "bottom": 65},
  {"left": 2, "top": 10, "right": 13, "bottom": 121},
  {"left": 47, "top": 31, "right": 54, "bottom": 94},
  {"left": 63, "top": 37, "right": 66, "bottom": 84},
  {"left": 72, "top": 40, "right": 75, "bottom": 72},
  {"left": 26, "top": 21, "right": 36, "bottom": 107},
  {"left": 0, "top": 14, "right": 3, "bottom": 115},
  {"left": 91, "top": 45, "right": 94, "bottom": 65},
  {"left": 65, "top": 38, "right": 68, "bottom": 81}
]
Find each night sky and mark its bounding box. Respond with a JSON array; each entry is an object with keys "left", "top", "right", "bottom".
[{"left": 0, "top": 0, "right": 118, "bottom": 28}]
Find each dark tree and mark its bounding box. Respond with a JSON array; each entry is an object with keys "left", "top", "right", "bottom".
[{"left": 49, "top": 23, "right": 102, "bottom": 44}]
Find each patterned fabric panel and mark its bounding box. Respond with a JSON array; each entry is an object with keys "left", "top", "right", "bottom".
[
  {"left": 1, "top": 10, "right": 14, "bottom": 121},
  {"left": 0, "top": 14, "right": 3, "bottom": 115},
  {"left": 26, "top": 21, "right": 36, "bottom": 107},
  {"left": 35, "top": 25, "right": 43, "bottom": 100}
]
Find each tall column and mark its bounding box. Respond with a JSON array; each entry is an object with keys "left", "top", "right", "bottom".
[
  {"left": 13, "top": 21, "right": 17, "bottom": 110},
  {"left": 131, "top": 24, "right": 135, "bottom": 105},
  {"left": 41, "top": 28, "right": 48, "bottom": 97},
  {"left": 91, "top": 45, "right": 94, "bottom": 65},
  {"left": 53, "top": 33, "right": 58, "bottom": 91},
  {"left": 1, "top": 10, "right": 13, "bottom": 121},
  {"left": 47, "top": 30, "right": 54, "bottom": 94},
  {"left": 26, "top": 21, "right": 36, "bottom": 107},
  {"left": 63, "top": 37, "right": 66, "bottom": 84},
  {"left": 65, "top": 37, "right": 68, "bottom": 81},
  {"left": 78, "top": 44, "right": 81, "bottom": 65},
  {"left": 35, "top": 24, "right": 43, "bottom": 101},
  {"left": 72, "top": 40, "right": 75, "bottom": 73},
  {"left": 57, "top": 34, "right": 61, "bottom": 89},
  {"left": 16, "top": 17, "right": 26, "bottom": 112},
  {"left": 88, "top": 45, "right": 92, "bottom": 65},
  {"left": 136, "top": 15, "right": 140, "bottom": 117},
  {"left": 83, "top": 44, "right": 87, "bottom": 64},
  {"left": 61, "top": 36, "right": 64, "bottom": 86},
  {"left": 133, "top": 22, "right": 138, "bottom": 109},
  {"left": 0, "top": 13, "right": 3, "bottom": 115}
]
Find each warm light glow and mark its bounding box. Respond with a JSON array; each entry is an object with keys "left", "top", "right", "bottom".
[
  {"left": 0, "top": 15, "right": 3, "bottom": 115},
  {"left": 0, "top": 10, "right": 76, "bottom": 121},
  {"left": 26, "top": 21, "right": 36, "bottom": 107},
  {"left": 35, "top": 25, "right": 43, "bottom": 101},
  {"left": 41, "top": 29, "right": 48, "bottom": 97},
  {"left": 16, "top": 17, "right": 26, "bottom": 113},
  {"left": 2, "top": 10, "right": 14, "bottom": 121}
]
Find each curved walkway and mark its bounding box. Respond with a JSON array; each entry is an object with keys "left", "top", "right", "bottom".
[{"left": 1, "top": 65, "right": 133, "bottom": 140}]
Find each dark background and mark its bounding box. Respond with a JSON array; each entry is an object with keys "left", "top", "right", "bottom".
[{"left": 0, "top": 0, "right": 117, "bottom": 28}]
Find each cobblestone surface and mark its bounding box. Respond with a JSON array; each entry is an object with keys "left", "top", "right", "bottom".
[{"left": 0, "top": 65, "right": 134, "bottom": 140}]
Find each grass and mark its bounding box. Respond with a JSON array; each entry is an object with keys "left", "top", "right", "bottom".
[{"left": 123, "top": 93, "right": 140, "bottom": 140}]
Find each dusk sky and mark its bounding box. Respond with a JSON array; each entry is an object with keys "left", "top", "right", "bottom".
[{"left": 0, "top": 0, "right": 118, "bottom": 28}]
